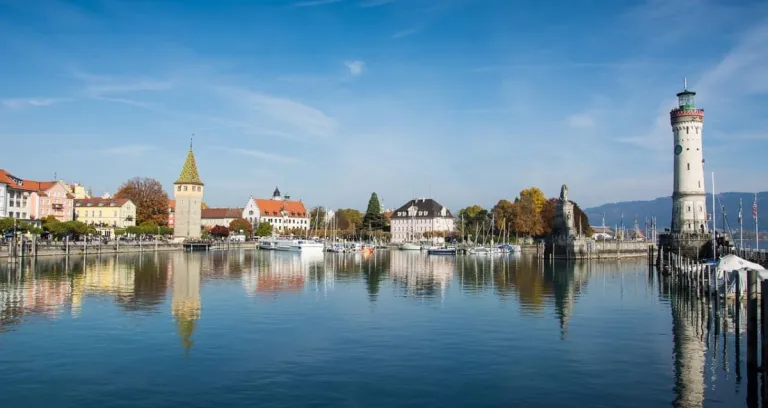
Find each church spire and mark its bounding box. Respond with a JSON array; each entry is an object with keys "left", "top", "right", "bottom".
[{"left": 175, "top": 145, "right": 203, "bottom": 185}]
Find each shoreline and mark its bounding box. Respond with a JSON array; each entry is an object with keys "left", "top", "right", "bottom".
[{"left": 1, "top": 241, "right": 261, "bottom": 259}]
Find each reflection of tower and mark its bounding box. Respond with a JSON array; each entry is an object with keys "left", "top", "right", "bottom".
[
  {"left": 552, "top": 262, "right": 588, "bottom": 339},
  {"left": 171, "top": 252, "right": 201, "bottom": 355},
  {"left": 670, "top": 82, "right": 707, "bottom": 234},
  {"left": 670, "top": 293, "right": 705, "bottom": 407}
]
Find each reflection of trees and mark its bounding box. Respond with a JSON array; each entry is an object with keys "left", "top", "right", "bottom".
[
  {"left": 361, "top": 252, "right": 388, "bottom": 300},
  {"left": 115, "top": 254, "right": 169, "bottom": 312},
  {"left": 457, "top": 256, "right": 589, "bottom": 330}
]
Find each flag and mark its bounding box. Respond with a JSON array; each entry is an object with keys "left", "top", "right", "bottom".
[
  {"left": 738, "top": 198, "right": 742, "bottom": 224},
  {"left": 754, "top": 194, "right": 759, "bottom": 220}
]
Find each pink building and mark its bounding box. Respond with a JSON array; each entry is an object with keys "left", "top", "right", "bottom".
[{"left": 29, "top": 181, "right": 75, "bottom": 221}]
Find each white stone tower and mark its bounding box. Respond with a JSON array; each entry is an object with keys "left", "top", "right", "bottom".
[
  {"left": 670, "top": 81, "right": 707, "bottom": 234},
  {"left": 173, "top": 143, "right": 204, "bottom": 239}
]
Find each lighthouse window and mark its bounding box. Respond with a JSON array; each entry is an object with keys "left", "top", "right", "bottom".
[
  {"left": 687, "top": 206, "right": 691, "bottom": 212},
  {"left": 686, "top": 127, "right": 689, "bottom": 134},
  {"left": 687, "top": 163, "right": 690, "bottom": 170},
  {"left": 698, "top": 181, "right": 701, "bottom": 188}
]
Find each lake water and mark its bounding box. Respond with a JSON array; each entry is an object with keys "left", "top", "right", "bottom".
[{"left": 0, "top": 250, "right": 758, "bottom": 407}]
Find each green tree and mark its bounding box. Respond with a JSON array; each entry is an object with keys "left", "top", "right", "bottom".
[
  {"left": 255, "top": 221, "right": 273, "bottom": 237},
  {"left": 457, "top": 205, "right": 488, "bottom": 241},
  {"left": 229, "top": 218, "right": 253, "bottom": 236},
  {"left": 362, "top": 192, "right": 387, "bottom": 231},
  {"left": 310, "top": 207, "right": 326, "bottom": 229},
  {"left": 335, "top": 208, "right": 363, "bottom": 232},
  {"left": 115, "top": 177, "right": 170, "bottom": 226},
  {"left": 492, "top": 199, "right": 517, "bottom": 240}
]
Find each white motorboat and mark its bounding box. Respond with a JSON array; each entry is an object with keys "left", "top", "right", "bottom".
[
  {"left": 427, "top": 246, "right": 456, "bottom": 255},
  {"left": 399, "top": 242, "right": 421, "bottom": 251},
  {"left": 468, "top": 246, "right": 490, "bottom": 255},
  {"left": 273, "top": 239, "right": 325, "bottom": 252}
]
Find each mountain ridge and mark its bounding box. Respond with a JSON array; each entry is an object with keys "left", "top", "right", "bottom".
[{"left": 585, "top": 192, "right": 768, "bottom": 233}]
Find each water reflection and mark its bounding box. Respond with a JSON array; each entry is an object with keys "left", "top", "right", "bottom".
[
  {"left": 0, "top": 251, "right": 757, "bottom": 407},
  {"left": 171, "top": 252, "right": 201, "bottom": 355}
]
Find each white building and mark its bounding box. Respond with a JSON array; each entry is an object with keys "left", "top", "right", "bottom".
[
  {"left": 242, "top": 187, "right": 310, "bottom": 235},
  {"left": 390, "top": 198, "right": 455, "bottom": 243},
  {"left": 670, "top": 83, "right": 708, "bottom": 234}
]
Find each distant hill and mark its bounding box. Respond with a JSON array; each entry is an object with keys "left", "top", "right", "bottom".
[{"left": 585, "top": 192, "right": 768, "bottom": 233}]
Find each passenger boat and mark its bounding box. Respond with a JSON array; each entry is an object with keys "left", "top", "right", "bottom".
[{"left": 272, "top": 239, "right": 325, "bottom": 252}]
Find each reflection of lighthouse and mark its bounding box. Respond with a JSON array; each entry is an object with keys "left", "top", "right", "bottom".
[
  {"left": 171, "top": 252, "right": 201, "bottom": 355},
  {"left": 670, "top": 293, "right": 706, "bottom": 407}
]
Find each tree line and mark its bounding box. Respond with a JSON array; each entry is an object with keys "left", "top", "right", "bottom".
[{"left": 457, "top": 187, "right": 592, "bottom": 242}]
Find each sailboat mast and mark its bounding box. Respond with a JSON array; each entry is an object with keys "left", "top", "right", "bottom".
[{"left": 712, "top": 172, "right": 716, "bottom": 259}]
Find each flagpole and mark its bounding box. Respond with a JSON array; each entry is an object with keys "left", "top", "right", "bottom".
[
  {"left": 712, "top": 172, "right": 716, "bottom": 260},
  {"left": 756, "top": 193, "right": 759, "bottom": 251},
  {"left": 739, "top": 198, "right": 743, "bottom": 250}
]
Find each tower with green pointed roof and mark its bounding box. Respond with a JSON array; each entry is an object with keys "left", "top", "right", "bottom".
[{"left": 173, "top": 144, "right": 204, "bottom": 239}]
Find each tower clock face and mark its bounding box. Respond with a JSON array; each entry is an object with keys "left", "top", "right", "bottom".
[{"left": 674, "top": 145, "right": 683, "bottom": 155}]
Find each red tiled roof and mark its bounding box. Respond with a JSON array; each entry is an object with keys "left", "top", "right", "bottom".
[
  {"left": 253, "top": 199, "right": 308, "bottom": 218},
  {"left": 168, "top": 199, "right": 176, "bottom": 210},
  {"left": 0, "top": 169, "right": 70, "bottom": 195},
  {"left": 75, "top": 198, "right": 131, "bottom": 207},
  {"left": 201, "top": 208, "right": 244, "bottom": 219}
]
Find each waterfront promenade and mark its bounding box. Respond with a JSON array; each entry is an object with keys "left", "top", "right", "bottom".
[{"left": 0, "top": 240, "right": 259, "bottom": 259}]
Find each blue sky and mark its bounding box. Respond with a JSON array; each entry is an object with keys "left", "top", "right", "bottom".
[{"left": 1, "top": 0, "right": 767, "bottom": 211}]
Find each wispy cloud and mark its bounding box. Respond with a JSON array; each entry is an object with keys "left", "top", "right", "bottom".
[
  {"left": 359, "top": 0, "right": 395, "bottom": 7},
  {"left": 392, "top": 28, "right": 419, "bottom": 39},
  {"left": 1, "top": 98, "right": 70, "bottom": 108},
  {"left": 217, "top": 147, "right": 301, "bottom": 163},
  {"left": 567, "top": 114, "right": 595, "bottom": 129},
  {"left": 623, "top": 18, "right": 768, "bottom": 152},
  {"left": 72, "top": 70, "right": 174, "bottom": 98},
  {"left": 220, "top": 88, "right": 340, "bottom": 137},
  {"left": 99, "top": 145, "right": 157, "bottom": 156},
  {"left": 344, "top": 60, "right": 366, "bottom": 76},
  {"left": 293, "top": 0, "right": 344, "bottom": 7}
]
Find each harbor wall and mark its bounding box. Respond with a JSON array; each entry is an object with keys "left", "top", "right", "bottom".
[
  {"left": 1, "top": 241, "right": 259, "bottom": 259},
  {"left": 544, "top": 237, "right": 650, "bottom": 260}
]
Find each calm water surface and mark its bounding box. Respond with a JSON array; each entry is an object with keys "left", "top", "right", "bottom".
[{"left": 0, "top": 250, "right": 755, "bottom": 407}]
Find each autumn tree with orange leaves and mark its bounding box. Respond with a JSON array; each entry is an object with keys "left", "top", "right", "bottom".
[{"left": 115, "top": 177, "right": 170, "bottom": 226}]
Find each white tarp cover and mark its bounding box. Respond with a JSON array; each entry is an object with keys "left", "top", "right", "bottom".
[{"left": 716, "top": 255, "right": 768, "bottom": 295}]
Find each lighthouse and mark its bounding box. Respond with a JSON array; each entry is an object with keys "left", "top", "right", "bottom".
[{"left": 670, "top": 81, "right": 707, "bottom": 234}]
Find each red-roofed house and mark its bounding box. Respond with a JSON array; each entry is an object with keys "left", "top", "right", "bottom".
[
  {"left": 201, "top": 207, "right": 244, "bottom": 228},
  {"left": 242, "top": 187, "right": 310, "bottom": 235},
  {"left": 0, "top": 169, "right": 74, "bottom": 221}
]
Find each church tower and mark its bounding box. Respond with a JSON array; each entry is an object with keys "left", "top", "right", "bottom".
[
  {"left": 173, "top": 143, "right": 204, "bottom": 239},
  {"left": 670, "top": 82, "right": 707, "bottom": 234}
]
